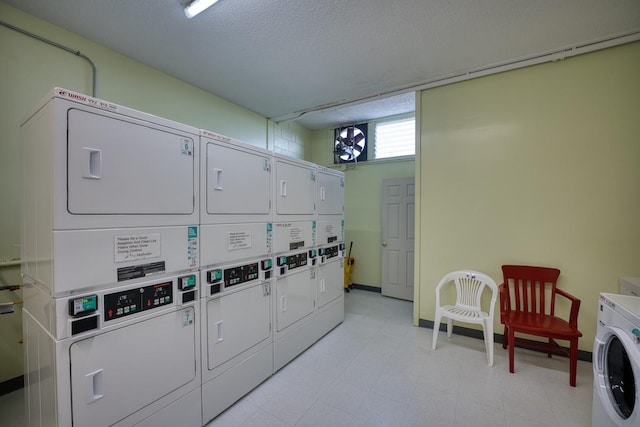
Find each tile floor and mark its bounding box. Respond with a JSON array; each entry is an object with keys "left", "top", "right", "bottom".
[{"left": 0, "top": 288, "right": 593, "bottom": 426}]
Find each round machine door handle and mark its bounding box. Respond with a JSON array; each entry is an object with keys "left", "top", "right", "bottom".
[{"left": 382, "top": 242, "right": 388, "bottom": 247}]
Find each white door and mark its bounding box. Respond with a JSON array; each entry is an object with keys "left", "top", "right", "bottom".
[
  {"left": 275, "top": 268, "right": 315, "bottom": 332},
  {"left": 381, "top": 178, "right": 415, "bottom": 301},
  {"left": 317, "top": 257, "right": 343, "bottom": 308},
  {"left": 316, "top": 169, "right": 344, "bottom": 216},
  {"left": 274, "top": 159, "right": 316, "bottom": 216},
  {"left": 204, "top": 141, "right": 271, "bottom": 216},
  {"left": 70, "top": 308, "right": 197, "bottom": 427},
  {"left": 67, "top": 109, "right": 196, "bottom": 215},
  {"left": 205, "top": 282, "right": 271, "bottom": 371}
]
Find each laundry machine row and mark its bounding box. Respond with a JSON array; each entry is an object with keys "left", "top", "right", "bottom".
[{"left": 20, "top": 89, "right": 345, "bottom": 426}]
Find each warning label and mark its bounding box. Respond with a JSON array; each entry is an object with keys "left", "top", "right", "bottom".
[
  {"left": 115, "top": 233, "right": 161, "bottom": 263},
  {"left": 228, "top": 231, "right": 252, "bottom": 250},
  {"left": 289, "top": 227, "right": 304, "bottom": 243}
]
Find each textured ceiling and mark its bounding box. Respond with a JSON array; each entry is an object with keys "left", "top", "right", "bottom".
[{"left": 3, "top": 0, "right": 640, "bottom": 129}]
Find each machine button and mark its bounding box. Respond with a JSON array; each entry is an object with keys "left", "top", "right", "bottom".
[
  {"left": 207, "top": 269, "right": 222, "bottom": 284},
  {"left": 179, "top": 274, "right": 196, "bottom": 290},
  {"left": 261, "top": 259, "right": 273, "bottom": 270}
]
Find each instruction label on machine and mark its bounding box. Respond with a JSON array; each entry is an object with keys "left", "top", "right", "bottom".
[
  {"left": 188, "top": 226, "right": 198, "bottom": 268},
  {"left": 115, "top": 233, "right": 161, "bottom": 263},
  {"left": 288, "top": 226, "right": 305, "bottom": 250},
  {"left": 228, "top": 231, "right": 252, "bottom": 250}
]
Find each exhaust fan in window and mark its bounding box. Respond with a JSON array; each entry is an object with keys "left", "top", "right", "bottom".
[{"left": 334, "top": 124, "right": 367, "bottom": 164}]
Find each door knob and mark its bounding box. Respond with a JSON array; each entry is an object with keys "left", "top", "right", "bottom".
[{"left": 382, "top": 242, "right": 388, "bottom": 247}]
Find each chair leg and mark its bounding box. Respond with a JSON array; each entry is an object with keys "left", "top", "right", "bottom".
[
  {"left": 502, "top": 325, "right": 508, "bottom": 349},
  {"left": 508, "top": 328, "right": 515, "bottom": 374},
  {"left": 484, "top": 320, "right": 494, "bottom": 367},
  {"left": 446, "top": 318, "right": 453, "bottom": 338},
  {"left": 432, "top": 311, "right": 441, "bottom": 350},
  {"left": 569, "top": 338, "right": 578, "bottom": 387},
  {"left": 548, "top": 338, "right": 553, "bottom": 358}
]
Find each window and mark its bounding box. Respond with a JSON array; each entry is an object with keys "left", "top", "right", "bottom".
[{"left": 373, "top": 116, "right": 415, "bottom": 159}]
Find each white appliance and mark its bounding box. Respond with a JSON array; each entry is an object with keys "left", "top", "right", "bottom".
[
  {"left": 315, "top": 166, "right": 345, "bottom": 340},
  {"left": 620, "top": 277, "right": 640, "bottom": 297},
  {"left": 198, "top": 130, "right": 275, "bottom": 424},
  {"left": 315, "top": 243, "right": 345, "bottom": 337},
  {"left": 23, "top": 273, "right": 201, "bottom": 427},
  {"left": 592, "top": 293, "right": 640, "bottom": 427},
  {"left": 21, "top": 88, "right": 200, "bottom": 297},
  {"left": 199, "top": 257, "right": 273, "bottom": 424},
  {"left": 273, "top": 153, "right": 316, "bottom": 222},
  {"left": 199, "top": 130, "right": 273, "bottom": 267},
  {"left": 273, "top": 249, "right": 318, "bottom": 371}
]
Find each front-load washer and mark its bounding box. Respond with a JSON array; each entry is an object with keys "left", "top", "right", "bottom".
[
  {"left": 21, "top": 88, "right": 199, "bottom": 297},
  {"left": 22, "top": 272, "right": 201, "bottom": 427},
  {"left": 315, "top": 243, "right": 345, "bottom": 338},
  {"left": 273, "top": 249, "right": 318, "bottom": 371},
  {"left": 592, "top": 293, "right": 640, "bottom": 427},
  {"left": 200, "top": 257, "right": 274, "bottom": 424}
]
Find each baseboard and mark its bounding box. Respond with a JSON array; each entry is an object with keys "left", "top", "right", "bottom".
[
  {"left": 349, "top": 283, "right": 382, "bottom": 293},
  {"left": 419, "top": 319, "right": 592, "bottom": 363},
  {"left": 0, "top": 375, "right": 23, "bottom": 396}
]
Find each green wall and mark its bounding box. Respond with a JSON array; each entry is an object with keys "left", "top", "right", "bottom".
[
  {"left": 0, "top": 3, "right": 312, "bottom": 383},
  {"left": 415, "top": 41, "right": 640, "bottom": 352}
]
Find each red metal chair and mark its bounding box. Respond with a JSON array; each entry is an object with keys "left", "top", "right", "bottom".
[{"left": 499, "top": 265, "right": 582, "bottom": 386}]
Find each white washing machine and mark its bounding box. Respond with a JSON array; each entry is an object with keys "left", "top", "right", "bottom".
[
  {"left": 273, "top": 249, "right": 318, "bottom": 371},
  {"left": 315, "top": 243, "right": 345, "bottom": 337},
  {"left": 199, "top": 257, "right": 274, "bottom": 425},
  {"left": 21, "top": 87, "right": 200, "bottom": 297},
  {"left": 592, "top": 293, "right": 640, "bottom": 427},
  {"left": 23, "top": 273, "right": 201, "bottom": 427}
]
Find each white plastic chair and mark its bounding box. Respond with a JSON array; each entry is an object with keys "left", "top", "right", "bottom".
[{"left": 431, "top": 270, "right": 499, "bottom": 366}]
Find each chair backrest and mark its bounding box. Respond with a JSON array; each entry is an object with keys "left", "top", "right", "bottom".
[
  {"left": 501, "top": 265, "right": 561, "bottom": 316},
  {"left": 436, "top": 270, "right": 499, "bottom": 314}
]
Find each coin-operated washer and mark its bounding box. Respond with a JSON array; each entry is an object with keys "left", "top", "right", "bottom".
[
  {"left": 273, "top": 249, "right": 318, "bottom": 372},
  {"left": 23, "top": 273, "right": 201, "bottom": 427},
  {"left": 21, "top": 88, "right": 202, "bottom": 427},
  {"left": 199, "top": 257, "right": 274, "bottom": 423},
  {"left": 316, "top": 242, "right": 346, "bottom": 338},
  {"left": 198, "top": 130, "right": 276, "bottom": 424}
]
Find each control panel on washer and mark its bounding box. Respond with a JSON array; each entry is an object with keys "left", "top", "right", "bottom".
[
  {"left": 66, "top": 273, "right": 198, "bottom": 336},
  {"left": 205, "top": 258, "right": 273, "bottom": 296}
]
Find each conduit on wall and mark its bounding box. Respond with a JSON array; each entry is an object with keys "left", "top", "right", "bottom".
[{"left": 0, "top": 19, "right": 97, "bottom": 97}]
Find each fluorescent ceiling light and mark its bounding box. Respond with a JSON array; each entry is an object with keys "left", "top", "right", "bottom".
[{"left": 184, "top": 0, "right": 219, "bottom": 18}]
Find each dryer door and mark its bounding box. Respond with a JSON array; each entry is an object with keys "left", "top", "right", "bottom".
[
  {"left": 317, "top": 257, "right": 343, "bottom": 309},
  {"left": 275, "top": 268, "right": 315, "bottom": 332},
  {"left": 70, "top": 307, "right": 197, "bottom": 427},
  {"left": 593, "top": 326, "right": 639, "bottom": 426},
  {"left": 67, "top": 108, "right": 196, "bottom": 215}
]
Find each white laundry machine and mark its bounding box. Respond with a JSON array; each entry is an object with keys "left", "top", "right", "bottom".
[
  {"left": 199, "top": 257, "right": 274, "bottom": 424},
  {"left": 23, "top": 273, "right": 201, "bottom": 427},
  {"left": 21, "top": 88, "right": 200, "bottom": 296},
  {"left": 273, "top": 249, "right": 318, "bottom": 371},
  {"left": 199, "top": 130, "right": 273, "bottom": 267},
  {"left": 315, "top": 243, "right": 345, "bottom": 338},
  {"left": 592, "top": 293, "right": 640, "bottom": 427},
  {"left": 273, "top": 154, "right": 316, "bottom": 221}
]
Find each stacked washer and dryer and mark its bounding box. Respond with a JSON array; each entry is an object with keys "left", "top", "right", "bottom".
[
  {"left": 198, "top": 130, "right": 275, "bottom": 423},
  {"left": 592, "top": 277, "right": 640, "bottom": 427},
  {"left": 21, "top": 88, "right": 203, "bottom": 427},
  {"left": 20, "top": 88, "right": 345, "bottom": 427},
  {"left": 271, "top": 155, "right": 346, "bottom": 372}
]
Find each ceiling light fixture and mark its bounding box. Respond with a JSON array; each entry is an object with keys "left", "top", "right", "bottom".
[{"left": 184, "top": 0, "right": 219, "bottom": 18}]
